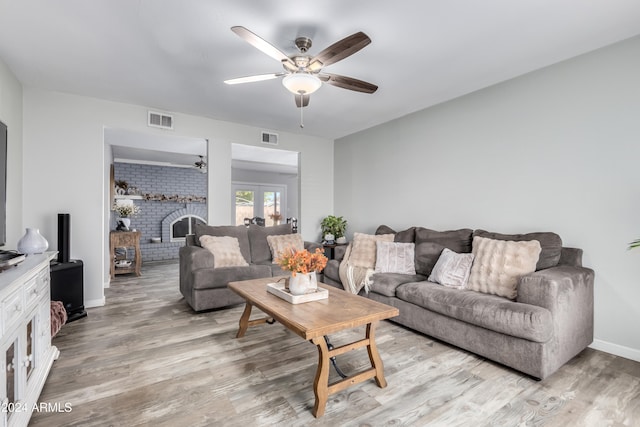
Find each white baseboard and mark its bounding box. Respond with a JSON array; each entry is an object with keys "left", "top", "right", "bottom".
[
  {"left": 590, "top": 339, "right": 640, "bottom": 362},
  {"left": 84, "top": 297, "right": 105, "bottom": 308}
]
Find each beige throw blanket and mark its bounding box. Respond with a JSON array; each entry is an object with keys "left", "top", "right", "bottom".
[
  {"left": 338, "top": 233, "right": 395, "bottom": 294},
  {"left": 338, "top": 243, "right": 376, "bottom": 294}
]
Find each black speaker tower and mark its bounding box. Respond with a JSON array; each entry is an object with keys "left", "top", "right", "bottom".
[
  {"left": 50, "top": 213, "right": 87, "bottom": 322},
  {"left": 57, "top": 213, "right": 70, "bottom": 263}
]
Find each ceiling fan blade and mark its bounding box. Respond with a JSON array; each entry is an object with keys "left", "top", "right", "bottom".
[
  {"left": 224, "top": 73, "right": 283, "bottom": 85},
  {"left": 231, "top": 26, "right": 296, "bottom": 68},
  {"left": 294, "top": 94, "right": 310, "bottom": 108},
  {"left": 319, "top": 73, "right": 378, "bottom": 94},
  {"left": 309, "top": 32, "right": 371, "bottom": 71}
]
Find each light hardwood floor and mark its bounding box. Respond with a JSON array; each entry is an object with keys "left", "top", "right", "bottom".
[{"left": 32, "top": 261, "right": 640, "bottom": 426}]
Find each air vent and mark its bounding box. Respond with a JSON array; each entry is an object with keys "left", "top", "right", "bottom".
[
  {"left": 261, "top": 131, "right": 278, "bottom": 145},
  {"left": 148, "top": 111, "right": 174, "bottom": 130}
]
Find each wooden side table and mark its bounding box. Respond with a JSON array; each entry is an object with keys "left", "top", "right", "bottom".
[
  {"left": 110, "top": 230, "right": 142, "bottom": 279},
  {"left": 322, "top": 243, "right": 347, "bottom": 260}
]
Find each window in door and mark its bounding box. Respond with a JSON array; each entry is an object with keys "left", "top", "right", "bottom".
[{"left": 233, "top": 184, "right": 286, "bottom": 226}]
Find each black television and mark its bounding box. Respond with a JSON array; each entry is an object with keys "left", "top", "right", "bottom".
[{"left": 0, "top": 119, "right": 6, "bottom": 247}]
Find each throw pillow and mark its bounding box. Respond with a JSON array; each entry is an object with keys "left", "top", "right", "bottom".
[
  {"left": 266, "top": 233, "right": 304, "bottom": 263},
  {"left": 428, "top": 248, "right": 474, "bottom": 289},
  {"left": 194, "top": 224, "right": 251, "bottom": 263},
  {"left": 247, "top": 223, "right": 293, "bottom": 264},
  {"left": 414, "top": 227, "right": 474, "bottom": 276},
  {"left": 349, "top": 232, "right": 395, "bottom": 269},
  {"left": 374, "top": 242, "right": 416, "bottom": 275},
  {"left": 472, "top": 230, "right": 562, "bottom": 271},
  {"left": 199, "top": 235, "right": 250, "bottom": 268},
  {"left": 467, "top": 236, "right": 541, "bottom": 299}
]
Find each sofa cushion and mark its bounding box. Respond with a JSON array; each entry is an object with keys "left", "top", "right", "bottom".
[
  {"left": 266, "top": 233, "right": 304, "bottom": 263},
  {"left": 199, "top": 236, "right": 250, "bottom": 268},
  {"left": 396, "top": 281, "right": 553, "bottom": 343},
  {"left": 195, "top": 224, "right": 251, "bottom": 263},
  {"left": 191, "top": 264, "right": 272, "bottom": 290},
  {"left": 414, "top": 227, "right": 474, "bottom": 276},
  {"left": 473, "top": 230, "right": 562, "bottom": 271},
  {"left": 369, "top": 273, "right": 428, "bottom": 297},
  {"left": 247, "top": 223, "right": 293, "bottom": 264},
  {"left": 375, "top": 242, "right": 416, "bottom": 275},
  {"left": 428, "top": 248, "right": 474, "bottom": 289},
  {"left": 467, "top": 236, "right": 541, "bottom": 300},
  {"left": 375, "top": 225, "right": 416, "bottom": 243},
  {"left": 349, "top": 232, "right": 395, "bottom": 269}
]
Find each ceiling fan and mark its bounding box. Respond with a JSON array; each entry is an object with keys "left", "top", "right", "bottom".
[
  {"left": 194, "top": 155, "right": 207, "bottom": 173},
  {"left": 224, "top": 26, "right": 378, "bottom": 113}
]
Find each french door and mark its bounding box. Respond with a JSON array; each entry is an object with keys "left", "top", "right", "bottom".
[{"left": 232, "top": 183, "right": 286, "bottom": 226}]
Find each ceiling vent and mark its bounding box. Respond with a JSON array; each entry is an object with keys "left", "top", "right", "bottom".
[
  {"left": 148, "top": 111, "right": 174, "bottom": 130},
  {"left": 261, "top": 131, "right": 278, "bottom": 145}
]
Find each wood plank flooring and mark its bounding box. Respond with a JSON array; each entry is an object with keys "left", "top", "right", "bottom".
[{"left": 31, "top": 261, "right": 640, "bottom": 426}]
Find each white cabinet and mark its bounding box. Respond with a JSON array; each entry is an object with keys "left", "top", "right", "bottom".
[{"left": 0, "top": 253, "right": 59, "bottom": 427}]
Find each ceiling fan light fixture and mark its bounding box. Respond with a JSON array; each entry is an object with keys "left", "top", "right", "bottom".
[{"left": 282, "top": 73, "right": 322, "bottom": 95}]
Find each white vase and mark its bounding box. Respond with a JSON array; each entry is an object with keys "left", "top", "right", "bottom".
[
  {"left": 336, "top": 236, "right": 347, "bottom": 244},
  {"left": 288, "top": 271, "right": 318, "bottom": 295},
  {"left": 120, "top": 217, "right": 131, "bottom": 228},
  {"left": 17, "top": 228, "right": 49, "bottom": 255}
]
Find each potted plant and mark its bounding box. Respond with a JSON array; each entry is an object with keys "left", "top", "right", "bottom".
[
  {"left": 112, "top": 202, "right": 141, "bottom": 230},
  {"left": 275, "top": 248, "right": 328, "bottom": 295},
  {"left": 320, "top": 215, "right": 347, "bottom": 244}
]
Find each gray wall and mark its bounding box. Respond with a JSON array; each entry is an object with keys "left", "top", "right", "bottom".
[{"left": 335, "top": 36, "right": 640, "bottom": 360}]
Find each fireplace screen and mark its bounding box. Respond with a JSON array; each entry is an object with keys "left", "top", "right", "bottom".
[{"left": 171, "top": 215, "right": 206, "bottom": 241}]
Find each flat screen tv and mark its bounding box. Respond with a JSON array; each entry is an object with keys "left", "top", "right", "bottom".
[{"left": 0, "top": 120, "right": 6, "bottom": 247}]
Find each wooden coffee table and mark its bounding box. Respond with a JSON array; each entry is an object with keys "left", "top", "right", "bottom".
[{"left": 228, "top": 277, "right": 399, "bottom": 418}]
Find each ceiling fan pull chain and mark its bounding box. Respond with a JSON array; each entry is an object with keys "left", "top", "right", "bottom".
[{"left": 299, "top": 93, "right": 304, "bottom": 128}]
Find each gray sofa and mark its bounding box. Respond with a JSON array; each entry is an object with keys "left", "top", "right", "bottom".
[
  {"left": 323, "top": 225, "right": 594, "bottom": 379},
  {"left": 179, "top": 223, "right": 321, "bottom": 311}
]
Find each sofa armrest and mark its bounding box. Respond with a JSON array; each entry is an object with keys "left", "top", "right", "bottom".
[
  {"left": 304, "top": 241, "right": 323, "bottom": 253},
  {"left": 179, "top": 245, "right": 215, "bottom": 270},
  {"left": 518, "top": 265, "right": 594, "bottom": 314},
  {"left": 518, "top": 264, "right": 594, "bottom": 377}
]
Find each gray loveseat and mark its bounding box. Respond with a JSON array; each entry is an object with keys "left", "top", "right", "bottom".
[
  {"left": 323, "top": 225, "right": 594, "bottom": 379},
  {"left": 180, "top": 223, "right": 321, "bottom": 311}
]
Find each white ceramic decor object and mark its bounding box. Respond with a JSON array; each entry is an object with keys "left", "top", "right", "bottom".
[{"left": 17, "top": 228, "right": 49, "bottom": 255}]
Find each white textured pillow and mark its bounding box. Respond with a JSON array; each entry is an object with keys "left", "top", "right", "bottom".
[
  {"left": 428, "top": 248, "right": 474, "bottom": 289},
  {"left": 266, "top": 233, "right": 304, "bottom": 263},
  {"left": 374, "top": 242, "right": 416, "bottom": 275},
  {"left": 349, "top": 232, "right": 395, "bottom": 269},
  {"left": 467, "top": 236, "right": 541, "bottom": 299},
  {"left": 199, "top": 235, "right": 249, "bottom": 268}
]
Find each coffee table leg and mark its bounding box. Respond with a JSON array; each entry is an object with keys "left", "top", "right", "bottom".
[
  {"left": 236, "top": 302, "right": 252, "bottom": 338},
  {"left": 311, "top": 336, "right": 330, "bottom": 418},
  {"left": 366, "top": 321, "right": 387, "bottom": 388}
]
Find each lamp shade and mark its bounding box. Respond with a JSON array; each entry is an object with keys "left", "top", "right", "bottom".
[{"left": 282, "top": 73, "right": 322, "bottom": 95}]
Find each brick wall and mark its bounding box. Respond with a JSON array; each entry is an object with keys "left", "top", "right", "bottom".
[{"left": 113, "top": 162, "right": 207, "bottom": 261}]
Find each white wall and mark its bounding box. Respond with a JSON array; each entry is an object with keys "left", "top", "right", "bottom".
[
  {"left": 0, "top": 59, "right": 23, "bottom": 248},
  {"left": 335, "top": 36, "right": 640, "bottom": 360},
  {"left": 22, "top": 89, "right": 333, "bottom": 307}
]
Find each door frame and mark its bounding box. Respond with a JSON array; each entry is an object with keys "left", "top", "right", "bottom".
[{"left": 232, "top": 182, "right": 287, "bottom": 226}]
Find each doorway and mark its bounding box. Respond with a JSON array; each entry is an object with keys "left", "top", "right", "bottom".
[
  {"left": 231, "top": 143, "right": 299, "bottom": 227},
  {"left": 232, "top": 183, "right": 286, "bottom": 226}
]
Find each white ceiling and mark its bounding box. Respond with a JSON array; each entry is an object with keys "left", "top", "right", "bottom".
[{"left": 1, "top": 1, "right": 640, "bottom": 140}]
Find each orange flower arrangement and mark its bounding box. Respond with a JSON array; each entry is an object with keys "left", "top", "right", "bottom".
[{"left": 275, "top": 248, "right": 328, "bottom": 275}]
